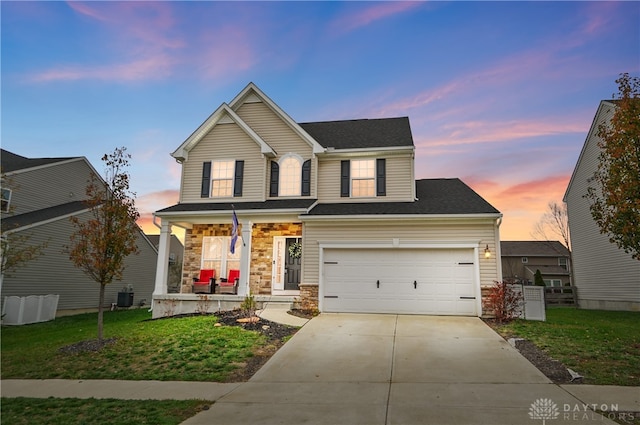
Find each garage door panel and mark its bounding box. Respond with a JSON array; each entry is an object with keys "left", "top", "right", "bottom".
[{"left": 322, "top": 248, "right": 478, "bottom": 316}]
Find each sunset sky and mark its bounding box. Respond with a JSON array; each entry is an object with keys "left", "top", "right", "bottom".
[{"left": 2, "top": 1, "right": 639, "bottom": 241}]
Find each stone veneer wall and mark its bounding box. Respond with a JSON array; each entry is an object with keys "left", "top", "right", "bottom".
[
  {"left": 182, "top": 222, "right": 302, "bottom": 294},
  {"left": 250, "top": 223, "right": 302, "bottom": 294},
  {"left": 299, "top": 283, "right": 319, "bottom": 311}
]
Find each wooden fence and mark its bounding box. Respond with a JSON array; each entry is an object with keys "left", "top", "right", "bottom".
[{"left": 545, "top": 286, "right": 577, "bottom": 306}]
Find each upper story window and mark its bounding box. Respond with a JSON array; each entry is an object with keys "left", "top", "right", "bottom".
[
  {"left": 558, "top": 257, "right": 568, "bottom": 270},
  {"left": 279, "top": 155, "right": 302, "bottom": 197},
  {"left": 211, "top": 160, "right": 235, "bottom": 197},
  {"left": 1, "top": 188, "right": 11, "bottom": 212},
  {"left": 201, "top": 160, "right": 244, "bottom": 199},
  {"left": 351, "top": 159, "right": 375, "bottom": 197},
  {"left": 341, "top": 158, "right": 386, "bottom": 198},
  {"left": 270, "top": 156, "right": 311, "bottom": 198},
  {"left": 521, "top": 257, "right": 528, "bottom": 263}
]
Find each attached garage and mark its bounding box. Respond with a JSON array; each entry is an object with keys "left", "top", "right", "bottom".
[{"left": 321, "top": 248, "right": 480, "bottom": 316}]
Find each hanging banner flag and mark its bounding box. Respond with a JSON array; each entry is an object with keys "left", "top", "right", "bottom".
[{"left": 230, "top": 207, "right": 239, "bottom": 254}]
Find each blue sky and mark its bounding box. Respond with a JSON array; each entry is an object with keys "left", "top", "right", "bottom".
[{"left": 2, "top": 1, "right": 638, "bottom": 240}]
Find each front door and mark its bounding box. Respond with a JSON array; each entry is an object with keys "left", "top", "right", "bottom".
[{"left": 284, "top": 238, "right": 302, "bottom": 290}]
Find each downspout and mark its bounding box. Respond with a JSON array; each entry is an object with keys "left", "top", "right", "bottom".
[{"left": 495, "top": 216, "right": 503, "bottom": 282}]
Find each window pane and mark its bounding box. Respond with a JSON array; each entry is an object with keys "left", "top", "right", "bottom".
[
  {"left": 279, "top": 156, "right": 301, "bottom": 196},
  {"left": 352, "top": 179, "right": 375, "bottom": 197},
  {"left": 212, "top": 161, "right": 234, "bottom": 179},
  {"left": 211, "top": 160, "right": 234, "bottom": 197},
  {"left": 351, "top": 160, "right": 374, "bottom": 178},
  {"left": 212, "top": 180, "right": 233, "bottom": 197}
]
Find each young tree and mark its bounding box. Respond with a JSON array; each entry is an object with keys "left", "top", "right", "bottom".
[
  {"left": 586, "top": 73, "right": 640, "bottom": 260},
  {"left": 531, "top": 201, "right": 571, "bottom": 251},
  {"left": 68, "top": 147, "right": 140, "bottom": 341}
]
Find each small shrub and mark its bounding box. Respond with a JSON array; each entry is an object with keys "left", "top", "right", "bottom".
[
  {"left": 534, "top": 269, "right": 545, "bottom": 287},
  {"left": 241, "top": 295, "right": 257, "bottom": 319},
  {"left": 483, "top": 281, "right": 524, "bottom": 323}
]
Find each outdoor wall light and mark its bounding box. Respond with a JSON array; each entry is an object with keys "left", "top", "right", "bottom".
[{"left": 484, "top": 244, "right": 491, "bottom": 259}]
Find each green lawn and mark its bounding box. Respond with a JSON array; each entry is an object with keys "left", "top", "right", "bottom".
[
  {"left": 1, "top": 309, "right": 265, "bottom": 381},
  {"left": 1, "top": 397, "right": 210, "bottom": 425},
  {"left": 495, "top": 308, "right": 640, "bottom": 386}
]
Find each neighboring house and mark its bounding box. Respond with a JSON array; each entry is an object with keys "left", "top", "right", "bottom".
[
  {"left": 146, "top": 234, "right": 183, "bottom": 293},
  {"left": 563, "top": 101, "right": 640, "bottom": 311},
  {"left": 1, "top": 149, "right": 158, "bottom": 315},
  {"left": 152, "top": 83, "right": 502, "bottom": 318},
  {"left": 501, "top": 241, "right": 571, "bottom": 287}
]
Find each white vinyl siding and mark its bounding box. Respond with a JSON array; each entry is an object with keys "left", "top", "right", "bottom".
[
  {"left": 565, "top": 102, "right": 640, "bottom": 307},
  {"left": 1, "top": 211, "right": 156, "bottom": 311},
  {"left": 302, "top": 220, "right": 499, "bottom": 288},
  {"left": 180, "top": 123, "right": 264, "bottom": 202},
  {"left": 317, "top": 154, "right": 414, "bottom": 202}
]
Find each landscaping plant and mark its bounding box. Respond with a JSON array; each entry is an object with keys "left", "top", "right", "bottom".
[{"left": 483, "top": 281, "right": 524, "bottom": 323}]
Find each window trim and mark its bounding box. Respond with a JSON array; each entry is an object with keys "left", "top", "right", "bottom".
[
  {"left": 558, "top": 257, "right": 568, "bottom": 270},
  {"left": 521, "top": 257, "right": 528, "bottom": 264},
  {"left": 278, "top": 153, "right": 303, "bottom": 197},
  {"left": 350, "top": 159, "right": 376, "bottom": 198},
  {"left": 210, "top": 160, "right": 236, "bottom": 198}
]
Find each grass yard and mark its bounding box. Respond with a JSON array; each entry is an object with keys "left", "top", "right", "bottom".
[
  {"left": 1, "top": 309, "right": 265, "bottom": 382},
  {"left": 0, "top": 397, "right": 210, "bottom": 425},
  {"left": 495, "top": 308, "right": 640, "bottom": 386}
]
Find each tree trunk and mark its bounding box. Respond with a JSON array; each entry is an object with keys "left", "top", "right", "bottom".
[{"left": 97, "top": 283, "right": 106, "bottom": 342}]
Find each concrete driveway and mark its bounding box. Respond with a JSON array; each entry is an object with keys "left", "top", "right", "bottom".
[{"left": 183, "top": 314, "right": 617, "bottom": 424}]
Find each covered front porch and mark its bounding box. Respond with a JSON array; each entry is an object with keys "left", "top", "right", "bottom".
[{"left": 152, "top": 204, "right": 310, "bottom": 318}]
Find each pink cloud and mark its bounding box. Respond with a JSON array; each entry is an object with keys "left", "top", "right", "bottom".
[
  {"left": 30, "top": 55, "right": 175, "bottom": 82},
  {"left": 330, "top": 2, "right": 423, "bottom": 35},
  {"left": 464, "top": 175, "right": 572, "bottom": 240},
  {"left": 417, "top": 117, "right": 586, "bottom": 148}
]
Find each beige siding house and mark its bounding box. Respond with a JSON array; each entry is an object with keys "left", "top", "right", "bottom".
[
  {"left": 1, "top": 150, "right": 158, "bottom": 315},
  {"left": 563, "top": 100, "right": 640, "bottom": 311},
  {"left": 152, "top": 83, "right": 502, "bottom": 318},
  {"left": 501, "top": 241, "right": 571, "bottom": 286}
]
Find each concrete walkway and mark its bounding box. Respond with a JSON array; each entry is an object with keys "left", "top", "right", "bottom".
[
  {"left": 256, "top": 301, "right": 310, "bottom": 327},
  {"left": 2, "top": 314, "right": 638, "bottom": 425}
]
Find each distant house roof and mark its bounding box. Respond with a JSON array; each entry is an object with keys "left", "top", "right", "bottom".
[
  {"left": 299, "top": 117, "right": 414, "bottom": 150},
  {"left": 501, "top": 241, "right": 570, "bottom": 257},
  {"left": 1, "top": 201, "right": 88, "bottom": 232},
  {"left": 1, "top": 149, "right": 78, "bottom": 173},
  {"left": 525, "top": 265, "right": 570, "bottom": 276},
  {"left": 305, "top": 179, "right": 500, "bottom": 216}
]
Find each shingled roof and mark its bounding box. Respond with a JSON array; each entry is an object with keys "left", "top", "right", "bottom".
[
  {"left": 304, "top": 179, "right": 500, "bottom": 216},
  {"left": 299, "top": 117, "right": 414, "bottom": 150},
  {"left": 1, "top": 149, "right": 78, "bottom": 173},
  {"left": 501, "top": 241, "right": 570, "bottom": 257},
  {"left": 1, "top": 201, "right": 89, "bottom": 232},
  {"left": 156, "top": 198, "right": 317, "bottom": 214}
]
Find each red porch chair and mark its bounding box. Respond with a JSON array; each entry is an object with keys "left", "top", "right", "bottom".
[
  {"left": 192, "top": 269, "right": 216, "bottom": 294},
  {"left": 219, "top": 269, "right": 239, "bottom": 294}
]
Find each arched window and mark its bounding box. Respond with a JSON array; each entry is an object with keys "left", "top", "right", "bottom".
[{"left": 279, "top": 155, "right": 302, "bottom": 196}]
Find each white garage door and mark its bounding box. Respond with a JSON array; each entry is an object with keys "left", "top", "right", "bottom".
[{"left": 322, "top": 248, "right": 478, "bottom": 316}]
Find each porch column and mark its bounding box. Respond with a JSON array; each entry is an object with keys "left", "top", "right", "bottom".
[
  {"left": 153, "top": 220, "right": 171, "bottom": 297},
  {"left": 238, "top": 220, "right": 253, "bottom": 296}
]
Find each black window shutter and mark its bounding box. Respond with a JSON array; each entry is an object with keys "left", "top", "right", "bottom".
[
  {"left": 376, "top": 158, "right": 386, "bottom": 196},
  {"left": 340, "top": 160, "right": 350, "bottom": 197},
  {"left": 270, "top": 161, "right": 279, "bottom": 197},
  {"left": 201, "top": 162, "right": 211, "bottom": 198},
  {"left": 233, "top": 160, "right": 244, "bottom": 197},
  {"left": 301, "top": 159, "right": 311, "bottom": 196}
]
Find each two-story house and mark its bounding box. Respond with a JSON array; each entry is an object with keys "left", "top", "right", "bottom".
[
  {"left": 1, "top": 149, "right": 158, "bottom": 316},
  {"left": 500, "top": 241, "right": 571, "bottom": 286},
  {"left": 152, "top": 83, "right": 502, "bottom": 318},
  {"left": 564, "top": 100, "right": 640, "bottom": 311}
]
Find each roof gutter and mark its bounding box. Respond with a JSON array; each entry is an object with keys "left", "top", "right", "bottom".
[{"left": 300, "top": 213, "right": 503, "bottom": 222}]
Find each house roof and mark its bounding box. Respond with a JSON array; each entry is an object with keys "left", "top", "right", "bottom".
[
  {"left": 1, "top": 200, "right": 89, "bottom": 233},
  {"left": 501, "top": 241, "right": 570, "bottom": 257},
  {"left": 156, "top": 198, "right": 317, "bottom": 214},
  {"left": 1, "top": 149, "right": 78, "bottom": 173},
  {"left": 300, "top": 117, "right": 414, "bottom": 150},
  {"left": 304, "top": 179, "right": 500, "bottom": 216}
]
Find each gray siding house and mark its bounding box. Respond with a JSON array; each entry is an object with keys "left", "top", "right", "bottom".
[
  {"left": 563, "top": 101, "right": 640, "bottom": 311},
  {"left": 501, "top": 241, "right": 571, "bottom": 286},
  {"left": 1, "top": 149, "right": 157, "bottom": 315},
  {"left": 152, "top": 83, "right": 503, "bottom": 318}
]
